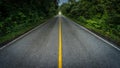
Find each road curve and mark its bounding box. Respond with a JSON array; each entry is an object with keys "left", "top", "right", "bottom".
[{"left": 0, "top": 15, "right": 120, "bottom": 68}]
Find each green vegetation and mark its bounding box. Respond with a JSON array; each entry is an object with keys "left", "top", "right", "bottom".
[
  {"left": 0, "top": 0, "right": 58, "bottom": 46},
  {"left": 61, "top": 0, "right": 120, "bottom": 45}
]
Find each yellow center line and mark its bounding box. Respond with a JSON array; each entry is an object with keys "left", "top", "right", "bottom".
[{"left": 58, "top": 16, "right": 62, "bottom": 68}]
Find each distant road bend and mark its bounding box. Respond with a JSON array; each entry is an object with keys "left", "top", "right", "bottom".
[{"left": 0, "top": 15, "right": 120, "bottom": 68}]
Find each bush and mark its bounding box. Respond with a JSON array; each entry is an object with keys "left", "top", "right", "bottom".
[{"left": 106, "top": 15, "right": 120, "bottom": 25}]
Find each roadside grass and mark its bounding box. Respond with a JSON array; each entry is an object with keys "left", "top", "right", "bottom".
[
  {"left": 0, "top": 19, "right": 46, "bottom": 47},
  {"left": 70, "top": 17, "right": 120, "bottom": 46}
]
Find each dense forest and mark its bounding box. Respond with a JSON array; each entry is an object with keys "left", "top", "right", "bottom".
[
  {"left": 61, "top": 0, "right": 120, "bottom": 45},
  {"left": 0, "top": 0, "right": 58, "bottom": 46}
]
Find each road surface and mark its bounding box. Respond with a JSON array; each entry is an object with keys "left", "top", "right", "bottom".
[{"left": 0, "top": 15, "right": 120, "bottom": 68}]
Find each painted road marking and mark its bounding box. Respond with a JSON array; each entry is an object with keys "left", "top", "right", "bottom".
[
  {"left": 71, "top": 19, "right": 120, "bottom": 51},
  {"left": 58, "top": 16, "right": 62, "bottom": 68},
  {"left": 0, "top": 21, "right": 48, "bottom": 50}
]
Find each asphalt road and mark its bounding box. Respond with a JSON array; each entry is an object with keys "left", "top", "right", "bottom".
[{"left": 0, "top": 15, "right": 120, "bottom": 68}]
